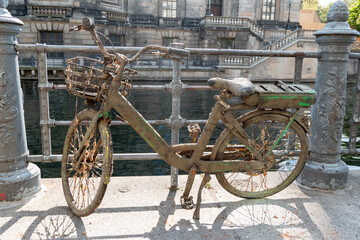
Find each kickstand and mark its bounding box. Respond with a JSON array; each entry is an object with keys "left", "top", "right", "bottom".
[
  {"left": 180, "top": 166, "right": 196, "bottom": 210},
  {"left": 193, "top": 173, "right": 211, "bottom": 220}
]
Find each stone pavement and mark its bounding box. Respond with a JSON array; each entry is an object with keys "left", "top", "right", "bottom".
[{"left": 1, "top": 168, "right": 360, "bottom": 240}]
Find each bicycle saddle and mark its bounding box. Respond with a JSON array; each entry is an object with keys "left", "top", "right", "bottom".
[{"left": 207, "top": 77, "right": 255, "bottom": 97}]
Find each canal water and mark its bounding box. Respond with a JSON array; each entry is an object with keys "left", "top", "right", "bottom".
[{"left": 21, "top": 80, "right": 359, "bottom": 178}]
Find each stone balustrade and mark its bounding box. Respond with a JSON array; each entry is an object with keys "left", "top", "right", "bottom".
[
  {"left": 221, "top": 56, "right": 249, "bottom": 66},
  {"left": 299, "top": 29, "right": 317, "bottom": 39},
  {"left": 159, "top": 18, "right": 182, "bottom": 26},
  {"left": 104, "top": 11, "right": 128, "bottom": 22},
  {"left": 219, "top": 29, "right": 313, "bottom": 68},
  {"left": 202, "top": 16, "right": 265, "bottom": 39},
  {"left": 27, "top": 5, "right": 72, "bottom": 17},
  {"left": 202, "top": 16, "right": 317, "bottom": 45}
]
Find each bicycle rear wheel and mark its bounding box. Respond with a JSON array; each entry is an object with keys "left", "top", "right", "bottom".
[
  {"left": 214, "top": 112, "right": 308, "bottom": 199},
  {"left": 61, "top": 108, "right": 113, "bottom": 216}
]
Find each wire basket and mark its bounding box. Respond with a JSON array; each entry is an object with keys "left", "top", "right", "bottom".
[{"left": 65, "top": 56, "right": 136, "bottom": 101}]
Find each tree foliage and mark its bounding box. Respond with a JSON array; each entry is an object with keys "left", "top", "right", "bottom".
[
  {"left": 317, "top": 0, "right": 356, "bottom": 23},
  {"left": 317, "top": 3, "right": 331, "bottom": 23},
  {"left": 348, "top": 0, "right": 360, "bottom": 32}
]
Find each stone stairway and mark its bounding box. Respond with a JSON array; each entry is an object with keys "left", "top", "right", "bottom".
[{"left": 219, "top": 28, "right": 316, "bottom": 69}]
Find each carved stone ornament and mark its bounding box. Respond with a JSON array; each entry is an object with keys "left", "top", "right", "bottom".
[
  {"left": 0, "top": 72, "right": 18, "bottom": 148},
  {"left": 327, "top": 0, "right": 349, "bottom": 22},
  {"left": 318, "top": 71, "right": 346, "bottom": 145},
  {"left": 0, "top": 0, "right": 23, "bottom": 25}
]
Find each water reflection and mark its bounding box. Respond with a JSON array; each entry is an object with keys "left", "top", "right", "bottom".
[
  {"left": 21, "top": 80, "right": 359, "bottom": 178},
  {"left": 22, "top": 80, "right": 223, "bottom": 177}
]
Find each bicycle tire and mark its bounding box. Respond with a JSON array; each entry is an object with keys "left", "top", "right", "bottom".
[
  {"left": 61, "top": 108, "right": 113, "bottom": 216},
  {"left": 214, "top": 112, "right": 308, "bottom": 199}
]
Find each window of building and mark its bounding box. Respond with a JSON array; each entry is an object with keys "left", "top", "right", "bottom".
[
  {"left": 40, "top": 31, "right": 64, "bottom": 59},
  {"left": 162, "top": 37, "right": 177, "bottom": 46},
  {"left": 262, "top": 0, "right": 276, "bottom": 20},
  {"left": 101, "top": 0, "right": 123, "bottom": 9},
  {"left": 211, "top": 0, "right": 222, "bottom": 16},
  {"left": 107, "top": 34, "right": 125, "bottom": 47},
  {"left": 162, "top": 0, "right": 176, "bottom": 18},
  {"left": 218, "top": 38, "right": 235, "bottom": 49}
]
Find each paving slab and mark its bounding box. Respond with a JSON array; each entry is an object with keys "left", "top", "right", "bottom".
[{"left": 1, "top": 168, "right": 360, "bottom": 240}]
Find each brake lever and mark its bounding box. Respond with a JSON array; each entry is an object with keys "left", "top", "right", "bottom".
[{"left": 69, "top": 25, "right": 85, "bottom": 32}]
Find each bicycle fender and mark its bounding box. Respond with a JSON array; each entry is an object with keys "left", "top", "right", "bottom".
[{"left": 239, "top": 109, "right": 310, "bottom": 134}]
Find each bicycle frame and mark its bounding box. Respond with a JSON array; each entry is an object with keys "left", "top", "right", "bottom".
[
  {"left": 99, "top": 74, "right": 271, "bottom": 174},
  {"left": 67, "top": 18, "right": 295, "bottom": 175},
  {"left": 62, "top": 17, "right": 315, "bottom": 220}
]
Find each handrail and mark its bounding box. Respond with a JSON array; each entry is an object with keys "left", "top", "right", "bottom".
[
  {"left": 15, "top": 44, "right": 321, "bottom": 57},
  {"left": 16, "top": 43, "right": 360, "bottom": 186}
]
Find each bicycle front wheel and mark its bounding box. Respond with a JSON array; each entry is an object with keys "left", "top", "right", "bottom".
[
  {"left": 214, "top": 112, "right": 308, "bottom": 199},
  {"left": 61, "top": 108, "right": 113, "bottom": 216}
]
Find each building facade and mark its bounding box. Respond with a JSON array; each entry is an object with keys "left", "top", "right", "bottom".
[{"left": 8, "top": 0, "right": 315, "bottom": 81}]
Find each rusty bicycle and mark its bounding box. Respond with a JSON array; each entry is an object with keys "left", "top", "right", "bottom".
[{"left": 61, "top": 18, "right": 316, "bottom": 220}]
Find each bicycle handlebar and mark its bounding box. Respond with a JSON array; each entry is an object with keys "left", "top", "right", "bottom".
[
  {"left": 70, "top": 17, "right": 189, "bottom": 65},
  {"left": 69, "top": 17, "right": 95, "bottom": 32}
]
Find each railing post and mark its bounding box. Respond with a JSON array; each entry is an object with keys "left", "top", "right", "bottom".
[
  {"left": 0, "top": 2, "right": 41, "bottom": 206},
  {"left": 167, "top": 43, "right": 186, "bottom": 190},
  {"left": 348, "top": 60, "right": 360, "bottom": 154},
  {"left": 37, "top": 44, "right": 54, "bottom": 161},
  {"left": 298, "top": 1, "right": 360, "bottom": 189},
  {"left": 294, "top": 56, "right": 303, "bottom": 84}
]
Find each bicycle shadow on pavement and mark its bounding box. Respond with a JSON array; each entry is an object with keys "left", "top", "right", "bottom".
[
  {"left": 0, "top": 206, "right": 87, "bottom": 240},
  {"left": 21, "top": 206, "right": 87, "bottom": 240},
  {"left": 1, "top": 183, "right": 342, "bottom": 239},
  {"left": 91, "top": 189, "right": 325, "bottom": 240}
]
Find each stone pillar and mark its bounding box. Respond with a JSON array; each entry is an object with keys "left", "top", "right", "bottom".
[
  {"left": 298, "top": 1, "right": 359, "bottom": 189},
  {"left": 0, "top": 1, "right": 41, "bottom": 206}
]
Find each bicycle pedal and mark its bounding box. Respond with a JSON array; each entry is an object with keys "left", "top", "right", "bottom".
[
  {"left": 188, "top": 124, "right": 201, "bottom": 135},
  {"left": 188, "top": 124, "right": 201, "bottom": 143},
  {"left": 180, "top": 196, "right": 194, "bottom": 210}
]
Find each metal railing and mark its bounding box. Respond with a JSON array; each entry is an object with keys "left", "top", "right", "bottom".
[
  {"left": 17, "top": 29, "right": 318, "bottom": 71},
  {"left": 16, "top": 43, "right": 360, "bottom": 186},
  {"left": 19, "top": 54, "right": 218, "bottom": 70}
]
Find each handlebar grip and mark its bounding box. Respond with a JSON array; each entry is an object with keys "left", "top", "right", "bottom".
[
  {"left": 82, "top": 17, "right": 95, "bottom": 30},
  {"left": 168, "top": 47, "right": 190, "bottom": 57}
]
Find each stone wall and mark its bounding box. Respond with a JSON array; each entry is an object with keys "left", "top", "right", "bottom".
[
  {"left": 247, "top": 40, "right": 319, "bottom": 81},
  {"left": 28, "top": 0, "right": 74, "bottom": 7},
  {"left": 238, "top": 0, "right": 257, "bottom": 20},
  {"left": 9, "top": 0, "right": 311, "bottom": 82},
  {"left": 185, "top": 0, "right": 207, "bottom": 18},
  {"left": 128, "top": 0, "right": 157, "bottom": 15},
  {"left": 9, "top": 0, "right": 302, "bottom": 21},
  {"left": 230, "top": 0, "right": 238, "bottom": 17}
]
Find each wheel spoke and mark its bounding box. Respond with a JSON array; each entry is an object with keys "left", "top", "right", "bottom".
[
  {"left": 61, "top": 110, "right": 112, "bottom": 216},
  {"left": 216, "top": 113, "right": 307, "bottom": 198}
]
